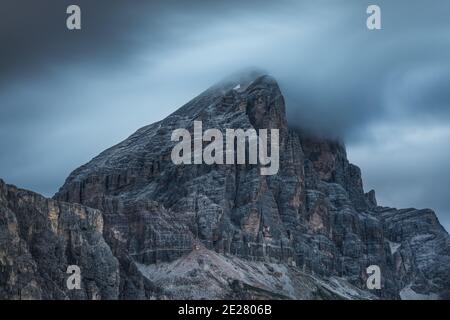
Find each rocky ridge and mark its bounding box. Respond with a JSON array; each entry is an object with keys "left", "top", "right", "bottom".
[
  {"left": 0, "top": 179, "right": 119, "bottom": 299},
  {"left": 1, "top": 71, "right": 449, "bottom": 299}
]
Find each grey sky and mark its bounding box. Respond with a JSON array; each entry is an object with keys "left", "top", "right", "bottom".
[{"left": 1, "top": 0, "right": 449, "bottom": 231}]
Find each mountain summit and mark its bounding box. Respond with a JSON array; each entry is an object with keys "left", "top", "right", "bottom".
[{"left": 1, "top": 73, "right": 449, "bottom": 299}]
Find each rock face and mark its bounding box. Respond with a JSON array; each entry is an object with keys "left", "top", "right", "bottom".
[
  {"left": 0, "top": 179, "right": 120, "bottom": 299},
  {"left": 51, "top": 71, "right": 450, "bottom": 299},
  {"left": 2, "top": 72, "right": 449, "bottom": 299}
]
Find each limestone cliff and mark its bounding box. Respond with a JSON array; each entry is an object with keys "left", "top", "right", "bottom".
[
  {"left": 0, "top": 179, "right": 120, "bottom": 299},
  {"left": 1, "top": 72, "right": 449, "bottom": 299}
]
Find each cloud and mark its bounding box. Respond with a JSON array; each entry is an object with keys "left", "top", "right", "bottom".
[{"left": 348, "top": 122, "right": 450, "bottom": 231}]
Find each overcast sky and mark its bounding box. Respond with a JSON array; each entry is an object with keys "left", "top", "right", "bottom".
[{"left": 1, "top": 0, "right": 449, "bottom": 231}]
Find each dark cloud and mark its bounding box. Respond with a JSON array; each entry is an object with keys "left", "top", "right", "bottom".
[
  {"left": 348, "top": 122, "right": 450, "bottom": 231},
  {"left": 0, "top": 0, "right": 267, "bottom": 84},
  {"left": 0, "top": 0, "right": 449, "bottom": 230}
]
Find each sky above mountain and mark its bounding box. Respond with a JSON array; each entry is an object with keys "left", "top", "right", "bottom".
[{"left": 1, "top": 0, "right": 449, "bottom": 231}]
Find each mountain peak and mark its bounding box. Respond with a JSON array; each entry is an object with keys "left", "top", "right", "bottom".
[
  {"left": 217, "top": 67, "right": 269, "bottom": 86},
  {"left": 51, "top": 72, "right": 450, "bottom": 300}
]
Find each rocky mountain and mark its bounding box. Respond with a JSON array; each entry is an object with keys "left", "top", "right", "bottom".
[
  {"left": 0, "top": 179, "right": 119, "bottom": 299},
  {"left": 1, "top": 71, "right": 449, "bottom": 299}
]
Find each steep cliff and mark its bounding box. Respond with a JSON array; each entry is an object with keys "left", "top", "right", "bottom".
[
  {"left": 51, "top": 72, "right": 450, "bottom": 299},
  {"left": 0, "top": 179, "right": 120, "bottom": 299}
]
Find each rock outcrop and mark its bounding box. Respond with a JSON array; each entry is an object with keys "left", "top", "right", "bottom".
[
  {"left": 1, "top": 71, "right": 449, "bottom": 299},
  {"left": 0, "top": 179, "right": 120, "bottom": 299}
]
